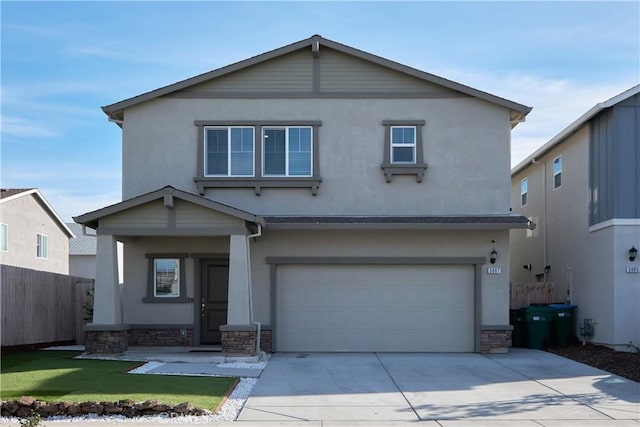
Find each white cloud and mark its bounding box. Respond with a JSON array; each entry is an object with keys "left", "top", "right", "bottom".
[
  {"left": 39, "top": 187, "right": 121, "bottom": 223},
  {"left": 0, "top": 115, "right": 59, "bottom": 138}
]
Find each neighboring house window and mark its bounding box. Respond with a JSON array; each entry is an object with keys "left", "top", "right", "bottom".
[
  {"left": 381, "top": 120, "right": 428, "bottom": 183},
  {"left": 553, "top": 156, "right": 562, "bottom": 189},
  {"left": 521, "top": 178, "right": 528, "bottom": 207},
  {"left": 143, "top": 254, "right": 189, "bottom": 303},
  {"left": 263, "top": 127, "right": 312, "bottom": 176},
  {"left": 390, "top": 126, "right": 416, "bottom": 163},
  {"left": 205, "top": 126, "right": 254, "bottom": 177},
  {"left": 0, "top": 224, "right": 7, "bottom": 251},
  {"left": 36, "top": 233, "right": 48, "bottom": 259}
]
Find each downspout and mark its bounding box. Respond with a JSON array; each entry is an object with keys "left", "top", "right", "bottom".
[
  {"left": 543, "top": 162, "right": 548, "bottom": 280},
  {"left": 246, "top": 224, "right": 262, "bottom": 354}
]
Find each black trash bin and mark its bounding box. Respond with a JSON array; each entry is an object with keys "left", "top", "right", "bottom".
[
  {"left": 548, "top": 303, "right": 577, "bottom": 346},
  {"left": 510, "top": 308, "right": 525, "bottom": 348},
  {"left": 523, "top": 305, "right": 554, "bottom": 349}
]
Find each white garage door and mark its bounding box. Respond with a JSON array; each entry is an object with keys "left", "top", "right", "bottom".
[{"left": 275, "top": 264, "right": 475, "bottom": 352}]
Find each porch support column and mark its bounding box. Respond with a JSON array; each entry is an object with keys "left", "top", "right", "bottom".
[
  {"left": 93, "top": 234, "right": 122, "bottom": 324},
  {"left": 220, "top": 234, "right": 257, "bottom": 354},
  {"left": 227, "top": 234, "right": 251, "bottom": 325},
  {"left": 84, "top": 234, "right": 128, "bottom": 354}
]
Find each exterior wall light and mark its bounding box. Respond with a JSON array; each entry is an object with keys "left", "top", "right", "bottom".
[
  {"left": 490, "top": 248, "right": 498, "bottom": 264},
  {"left": 544, "top": 265, "right": 551, "bottom": 273},
  {"left": 630, "top": 246, "right": 638, "bottom": 262},
  {"left": 523, "top": 264, "right": 532, "bottom": 270}
]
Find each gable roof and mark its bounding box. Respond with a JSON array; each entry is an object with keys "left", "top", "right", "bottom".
[
  {"left": 67, "top": 223, "right": 97, "bottom": 255},
  {"left": 0, "top": 188, "right": 75, "bottom": 238},
  {"left": 102, "top": 35, "right": 531, "bottom": 126},
  {"left": 512, "top": 84, "right": 640, "bottom": 176},
  {"left": 73, "top": 185, "right": 264, "bottom": 230}
]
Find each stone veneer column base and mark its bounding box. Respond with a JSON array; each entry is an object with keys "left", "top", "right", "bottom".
[
  {"left": 220, "top": 324, "right": 258, "bottom": 354},
  {"left": 84, "top": 324, "right": 129, "bottom": 354},
  {"left": 481, "top": 325, "right": 513, "bottom": 353},
  {"left": 260, "top": 327, "right": 272, "bottom": 353},
  {"left": 128, "top": 328, "right": 193, "bottom": 346}
]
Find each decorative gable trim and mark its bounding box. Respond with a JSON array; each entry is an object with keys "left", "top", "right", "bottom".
[{"left": 102, "top": 35, "right": 531, "bottom": 126}]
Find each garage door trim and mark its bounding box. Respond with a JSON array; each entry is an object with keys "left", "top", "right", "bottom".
[{"left": 266, "top": 256, "right": 485, "bottom": 352}]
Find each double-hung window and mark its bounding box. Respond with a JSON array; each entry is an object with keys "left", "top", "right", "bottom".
[
  {"left": 263, "top": 126, "right": 312, "bottom": 176},
  {"left": 553, "top": 156, "right": 562, "bottom": 189},
  {"left": 520, "top": 178, "right": 528, "bottom": 207},
  {"left": 143, "top": 254, "right": 189, "bottom": 303},
  {"left": 36, "top": 233, "right": 48, "bottom": 259},
  {"left": 205, "top": 127, "right": 254, "bottom": 177},
  {"left": 1, "top": 224, "right": 7, "bottom": 252},
  {"left": 390, "top": 126, "right": 417, "bottom": 163}
]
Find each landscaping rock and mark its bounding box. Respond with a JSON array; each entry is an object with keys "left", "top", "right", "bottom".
[
  {"left": 4, "top": 400, "right": 19, "bottom": 414},
  {"left": 103, "top": 402, "right": 123, "bottom": 414},
  {"left": 121, "top": 407, "right": 136, "bottom": 418},
  {"left": 150, "top": 403, "right": 172, "bottom": 413},
  {"left": 80, "top": 401, "right": 104, "bottom": 414},
  {"left": 65, "top": 403, "right": 82, "bottom": 415},
  {"left": 173, "top": 402, "right": 194, "bottom": 414},
  {"left": 118, "top": 399, "right": 136, "bottom": 408},
  {"left": 135, "top": 399, "right": 157, "bottom": 411},
  {"left": 15, "top": 406, "right": 34, "bottom": 418},
  {"left": 17, "top": 396, "right": 36, "bottom": 407},
  {"left": 40, "top": 403, "right": 61, "bottom": 416}
]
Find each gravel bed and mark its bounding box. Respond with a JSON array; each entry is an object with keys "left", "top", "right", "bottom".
[{"left": 547, "top": 343, "right": 640, "bottom": 383}]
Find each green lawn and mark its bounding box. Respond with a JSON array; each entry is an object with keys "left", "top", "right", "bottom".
[{"left": 1, "top": 351, "right": 236, "bottom": 411}]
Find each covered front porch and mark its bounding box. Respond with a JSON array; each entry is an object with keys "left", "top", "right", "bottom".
[{"left": 74, "top": 186, "right": 266, "bottom": 355}]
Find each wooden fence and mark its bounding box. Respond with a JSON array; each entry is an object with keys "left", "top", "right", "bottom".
[
  {"left": 510, "top": 282, "right": 556, "bottom": 309},
  {"left": 1, "top": 265, "right": 94, "bottom": 347}
]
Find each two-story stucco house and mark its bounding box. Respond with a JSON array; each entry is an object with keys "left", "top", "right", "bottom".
[
  {"left": 75, "top": 35, "right": 533, "bottom": 355},
  {"left": 1, "top": 188, "right": 74, "bottom": 274},
  {"left": 510, "top": 85, "right": 640, "bottom": 351}
]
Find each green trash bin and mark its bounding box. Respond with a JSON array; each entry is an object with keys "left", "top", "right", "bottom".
[
  {"left": 548, "top": 304, "right": 577, "bottom": 346},
  {"left": 523, "top": 306, "right": 554, "bottom": 349}
]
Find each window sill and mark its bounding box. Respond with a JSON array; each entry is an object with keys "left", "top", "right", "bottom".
[
  {"left": 194, "top": 177, "right": 322, "bottom": 196},
  {"left": 380, "top": 163, "right": 428, "bottom": 183},
  {"left": 143, "top": 296, "right": 193, "bottom": 304}
]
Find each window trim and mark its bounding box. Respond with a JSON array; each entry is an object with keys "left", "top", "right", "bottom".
[
  {"left": 262, "top": 126, "right": 313, "bottom": 177},
  {"left": 553, "top": 155, "right": 562, "bottom": 190},
  {"left": 0, "top": 223, "right": 7, "bottom": 252},
  {"left": 381, "top": 120, "right": 428, "bottom": 183},
  {"left": 390, "top": 126, "right": 417, "bottom": 164},
  {"left": 36, "top": 233, "right": 48, "bottom": 259},
  {"left": 143, "top": 253, "right": 190, "bottom": 303},
  {"left": 204, "top": 126, "right": 255, "bottom": 177},
  {"left": 194, "top": 121, "right": 322, "bottom": 195},
  {"left": 520, "top": 178, "right": 528, "bottom": 207}
]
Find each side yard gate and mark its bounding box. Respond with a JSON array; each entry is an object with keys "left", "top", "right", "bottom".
[{"left": 1, "top": 265, "right": 93, "bottom": 348}]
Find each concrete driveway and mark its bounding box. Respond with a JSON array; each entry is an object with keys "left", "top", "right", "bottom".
[{"left": 238, "top": 349, "right": 640, "bottom": 426}]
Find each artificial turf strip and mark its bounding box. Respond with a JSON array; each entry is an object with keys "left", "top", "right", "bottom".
[{"left": 1, "top": 351, "right": 236, "bottom": 411}]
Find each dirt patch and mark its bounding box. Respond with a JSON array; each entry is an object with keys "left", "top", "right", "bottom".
[{"left": 547, "top": 343, "right": 640, "bottom": 383}]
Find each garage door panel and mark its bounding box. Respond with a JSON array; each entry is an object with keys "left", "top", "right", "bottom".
[{"left": 276, "top": 265, "right": 474, "bottom": 352}]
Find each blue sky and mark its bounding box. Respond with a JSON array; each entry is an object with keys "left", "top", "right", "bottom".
[{"left": 2, "top": 1, "right": 639, "bottom": 221}]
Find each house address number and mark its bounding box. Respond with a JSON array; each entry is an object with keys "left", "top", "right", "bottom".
[
  {"left": 626, "top": 266, "right": 640, "bottom": 273},
  {"left": 487, "top": 267, "right": 502, "bottom": 275}
]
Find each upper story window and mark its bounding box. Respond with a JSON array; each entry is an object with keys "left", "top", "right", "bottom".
[
  {"left": 520, "top": 178, "right": 528, "bottom": 207},
  {"left": 390, "top": 126, "right": 416, "bottom": 163},
  {"left": 263, "top": 127, "right": 312, "bottom": 176},
  {"left": 553, "top": 155, "right": 562, "bottom": 189},
  {"left": 1, "top": 224, "right": 7, "bottom": 252},
  {"left": 194, "top": 121, "right": 322, "bottom": 196},
  {"left": 205, "top": 127, "right": 254, "bottom": 177},
  {"left": 36, "top": 233, "right": 48, "bottom": 259},
  {"left": 381, "top": 120, "right": 428, "bottom": 183}
]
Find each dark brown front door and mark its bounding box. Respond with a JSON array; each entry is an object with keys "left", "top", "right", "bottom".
[{"left": 200, "top": 259, "right": 229, "bottom": 345}]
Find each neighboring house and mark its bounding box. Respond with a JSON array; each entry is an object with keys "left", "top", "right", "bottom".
[
  {"left": 0, "top": 188, "right": 74, "bottom": 274},
  {"left": 510, "top": 85, "right": 640, "bottom": 351},
  {"left": 75, "top": 35, "right": 533, "bottom": 355},
  {"left": 67, "top": 222, "right": 124, "bottom": 282},
  {"left": 67, "top": 222, "right": 97, "bottom": 279}
]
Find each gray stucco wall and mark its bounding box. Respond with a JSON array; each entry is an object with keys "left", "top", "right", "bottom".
[
  {"left": 121, "top": 97, "right": 512, "bottom": 216},
  {"left": 0, "top": 194, "right": 69, "bottom": 274}
]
